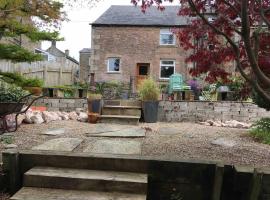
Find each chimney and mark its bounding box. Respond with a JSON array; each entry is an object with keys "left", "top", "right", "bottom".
[
  {"left": 52, "top": 40, "right": 56, "bottom": 47},
  {"left": 65, "top": 49, "right": 70, "bottom": 56}
]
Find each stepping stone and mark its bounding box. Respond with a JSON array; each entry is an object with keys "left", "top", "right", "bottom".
[
  {"left": 158, "top": 127, "right": 181, "bottom": 135},
  {"left": 211, "top": 138, "right": 237, "bottom": 148},
  {"left": 84, "top": 139, "right": 141, "bottom": 155},
  {"left": 86, "top": 127, "right": 145, "bottom": 138},
  {"left": 86, "top": 124, "right": 128, "bottom": 134},
  {"left": 42, "top": 128, "right": 65, "bottom": 136},
  {"left": 32, "top": 138, "right": 83, "bottom": 152}
]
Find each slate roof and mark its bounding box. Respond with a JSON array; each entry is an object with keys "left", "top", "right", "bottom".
[
  {"left": 92, "top": 6, "right": 190, "bottom": 27},
  {"left": 79, "top": 48, "right": 92, "bottom": 53}
]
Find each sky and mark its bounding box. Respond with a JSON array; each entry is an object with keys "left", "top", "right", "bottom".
[{"left": 42, "top": 0, "right": 178, "bottom": 61}]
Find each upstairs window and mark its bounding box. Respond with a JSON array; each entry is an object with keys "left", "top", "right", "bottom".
[
  {"left": 160, "top": 29, "right": 175, "bottom": 45},
  {"left": 160, "top": 60, "right": 175, "bottom": 79},
  {"left": 107, "top": 58, "right": 120, "bottom": 72}
]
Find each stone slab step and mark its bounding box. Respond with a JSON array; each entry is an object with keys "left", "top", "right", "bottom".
[
  {"left": 102, "top": 106, "right": 141, "bottom": 116},
  {"left": 11, "top": 187, "right": 147, "bottom": 200},
  {"left": 24, "top": 167, "right": 147, "bottom": 194},
  {"left": 100, "top": 115, "right": 140, "bottom": 125}
]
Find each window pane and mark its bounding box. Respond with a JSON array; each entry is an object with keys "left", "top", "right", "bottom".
[
  {"left": 108, "top": 58, "right": 120, "bottom": 72},
  {"left": 161, "top": 60, "right": 174, "bottom": 65},
  {"left": 160, "top": 66, "right": 174, "bottom": 78},
  {"left": 160, "top": 34, "right": 174, "bottom": 44}
]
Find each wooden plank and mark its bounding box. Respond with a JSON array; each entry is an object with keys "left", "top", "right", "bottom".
[
  {"left": 212, "top": 164, "right": 224, "bottom": 200},
  {"left": 247, "top": 169, "right": 263, "bottom": 200}
]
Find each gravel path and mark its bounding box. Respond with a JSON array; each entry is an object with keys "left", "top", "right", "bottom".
[{"left": 1, "top": 121, "right": 270, "bottom": 167}]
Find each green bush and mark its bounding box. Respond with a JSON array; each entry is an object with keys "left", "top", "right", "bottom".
[
  {"left": 22, "top": 78, "right": 44, "bottom": 87},
  {"left": 250, "top": 118, "right": 270, "bottom": 144},
  {"left": 138, "top": 78, "right": 160, "bottom": 101},
  {"left": 0, "top": 77, "right": 29, "bottom": 102},
  {"left": 0, "top": 72, "right": 44, "bottom": 87}
]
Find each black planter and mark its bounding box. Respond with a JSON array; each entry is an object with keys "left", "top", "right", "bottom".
[
  {"left": 142, "top": 101, "right": 159, "bottom": 123},
  {"left": 88, "top": 99, "right": 101, "bottom": 114}
]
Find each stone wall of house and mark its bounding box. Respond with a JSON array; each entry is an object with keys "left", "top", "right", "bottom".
[
  {"left": 79, "top": 50, "right": 91, "bottom": 82},
  {"left": 90, "top": 26, "right": 192, "bottom": 84},
  {"left": 33, "top": 98, "right": 88, "bottom": 112},
  {"left": 158, "top": 101, "right": 270, "bottom": 122}
]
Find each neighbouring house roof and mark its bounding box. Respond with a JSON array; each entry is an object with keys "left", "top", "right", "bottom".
[
  {"left": 46, "top": 43, "right": 79, "bottom": 65},
  {"left": 92, "top": 6, "right": 191, "bottom": 27},
  {"left": 79, "top": 48, "right": 92, "bottom": 53}
]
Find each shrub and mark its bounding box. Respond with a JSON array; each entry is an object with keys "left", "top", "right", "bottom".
[
  {"left": 22, "top": 78, "right": 44, "bottom": 87},
  {"left": 250, "top": 118, "right": 270, "bottom": 144},
  {"left": 252, "top": 90, "right": 270, "bottom": 111},
  {"left": 138, "top": 78, "right": 160, "bottom": 101},
  {"left": 0, "top": 77, "right": 29, "bottom": 102}
]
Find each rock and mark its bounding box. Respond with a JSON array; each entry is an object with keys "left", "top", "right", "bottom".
[
  {"left": 69, "top": 111, "right": 78, "bottom": 120},
  {"left": 211, "top": 138, "right": 237, "bottom": 148},
  {"left": 78, "top": 112, "right": 88, "bottom": 122},
  {"left": 213, "top": 121, "right": 222, "bottom": 127},
  {"left": 4, "top": 144, "right": 18, "bottom": 149},
  {"left": 24, "top": 110, "right": 34, "bottom": 124},
  {"left": 42, "top": 128, "right": 65, "bottom": 136},
  {"left": 31, "top": 112, "right": 44, "bottom": 124},
  {"left": 17, "top": 114, "right": 25, "bottom": 125},
  {"left": 42, "top": 111, "right": 61, "bottom": 123},
  {"left": 206, "top": 120, "right": 214, "bottom": 126},
  {"left": 76, "top": 108, "right": 85, "bottom": 115},
  {"left": 57, "top": 112, "right": 70, "bottom": 120}
]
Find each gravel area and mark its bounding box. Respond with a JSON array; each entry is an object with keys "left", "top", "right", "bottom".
[{"left": 1, "top": 121, "right": 270, "bottom": 167}]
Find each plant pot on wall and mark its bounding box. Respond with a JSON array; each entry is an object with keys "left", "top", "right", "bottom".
[
  {"left": 142, "top": 101, "right": 159, "bottom": 123},
  {"left": 23, "top": 87, "right": 42, "bottom": 96}
]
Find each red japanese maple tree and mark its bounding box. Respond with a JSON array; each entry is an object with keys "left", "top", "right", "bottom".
[{"left": 131, "top": 0, "right": 270, "bottom": 103}]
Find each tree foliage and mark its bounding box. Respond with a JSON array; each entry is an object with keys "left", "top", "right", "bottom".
[
  {"left": 131, "top": 0, "right": 270, "bottom": 104},
  {"left": 0, "top": 0, "right": 65, "bottom": 62}
]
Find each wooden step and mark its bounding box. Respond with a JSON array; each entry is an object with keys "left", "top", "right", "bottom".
[
  {"left": 103, "top": 100, "right": 141, "bottom": 107},
  {"left": 23, "top": 167, "right": 147, "bottom": 194},
  {"left": 100, "top": 115, "right": 140, "bottom": 125},
  {"left": 102, "top": 106, "right": 141, "bottom": 116},
  {"left": 11, "top": 187, "right": 147, "bottom": 200}
]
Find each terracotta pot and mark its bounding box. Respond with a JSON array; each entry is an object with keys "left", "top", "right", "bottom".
[
  {"left": 88, "top": 113, "right": 99, "bottom": 124},
  {"left": 23, "top": 87, "right": 42, "bottom": 96}
]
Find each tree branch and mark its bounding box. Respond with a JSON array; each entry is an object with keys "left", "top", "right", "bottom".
[{"left": 241, "top": 0, "right": 270, "bottom": 86}]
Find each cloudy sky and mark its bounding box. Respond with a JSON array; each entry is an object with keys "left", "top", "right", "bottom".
[{"left": 42, "top": 0, "right": 177, "bottom": 60}]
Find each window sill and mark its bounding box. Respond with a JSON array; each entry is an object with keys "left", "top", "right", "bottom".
[
  {"left": 159, "top": 78, "right": 170, "bottom": 82},
  {"left": 159, "top": 44, "right": 177, "bottom": 48},
  {"left": 107, "top": 71, "right": 121, "bottom": 74}
]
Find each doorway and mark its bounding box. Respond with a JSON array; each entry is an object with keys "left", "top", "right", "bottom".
[{"left": 136, "top": 63, "right": 150, "bottom": 88}]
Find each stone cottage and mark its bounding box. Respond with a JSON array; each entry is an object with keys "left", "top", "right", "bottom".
[{"left": 90, "top": 6, "right": 193, "bottom": 88}]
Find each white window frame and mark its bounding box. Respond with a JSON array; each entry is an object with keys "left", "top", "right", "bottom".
[
  {"left": 160, "top": 29, "right": 176, "bottom": 45},
  {"left": 159, "top": 60, "right": 176, "bottom": 80},
  {"left": 107, "top": 57, "right": 121, "bottom": 73}
]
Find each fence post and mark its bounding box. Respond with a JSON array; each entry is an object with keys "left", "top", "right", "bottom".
[
  {"left": 212, "top": 163, "right": 224, "bottom": 200},
  {"left": 247, "top": 169, "right": 263, "bottom": 200},
  {"left": 43, "top": 65, "right": 48, "bottom": 86},
  {"left": 59, "top": 66, "right": 63, "bottom": 85}
]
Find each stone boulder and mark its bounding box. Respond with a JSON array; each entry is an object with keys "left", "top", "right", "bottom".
[
  {"left": 78, "top": 112, "right": 88, "bottom": 122},
  {"left": 68, "top": 111, "right": 78, "bottom": 120},
  {"left": 42, "top": 111, "right": 61, "bottom": 123},
  {"left": 31, "top": 112, "right": 44, "bottom": 124}
]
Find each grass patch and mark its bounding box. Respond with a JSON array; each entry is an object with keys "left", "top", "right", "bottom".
[{"left": 250, "top": 118, "right": 270, "bottom": 144}]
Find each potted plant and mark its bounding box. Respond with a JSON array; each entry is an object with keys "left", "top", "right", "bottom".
[
  {"left": 0, "top": 77, "right": 29, "bottom": 114},
  {"left": 87, "top": 93, "right": 102, "bottom": 113},
  {"left": 22, "top": 78, "right": 44, "bottom": 96},
  {"left": 138, "top": 78, "right": 160, "bottom": 123}
]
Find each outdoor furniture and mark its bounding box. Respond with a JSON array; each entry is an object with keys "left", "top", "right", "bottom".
[
  {"left": 0, "top": 94, "right": 44, "bottom": 134},
  {"left": 168, "top": 73, "right": 184, "bottom": 94}
]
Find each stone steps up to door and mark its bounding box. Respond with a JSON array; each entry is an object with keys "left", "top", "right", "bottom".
[
  {"left": 11, "top": 166, "right": 148, "bottom": 200},
  {"left": 100, "top": 100, "right": 142, "bottom": 125}
]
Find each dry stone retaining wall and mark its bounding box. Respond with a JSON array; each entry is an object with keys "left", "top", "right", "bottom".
[
  {"left": 33, "top": 98, "right": 88, "bottom": 112},
  {"left": 158, "top": 101, "right": 270, "bottom": 122},
  {"left": 33, "top": 98, "right": 269, "bottom": 122}
]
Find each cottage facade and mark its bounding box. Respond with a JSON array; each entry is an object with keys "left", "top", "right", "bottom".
[{"left": 90, "top": 6, "right": 193, "bottom": 87}]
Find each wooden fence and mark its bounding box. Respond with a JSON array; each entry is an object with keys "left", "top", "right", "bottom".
[{"left": 0, "top": 60, "right": 79, "bottom": 87}]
